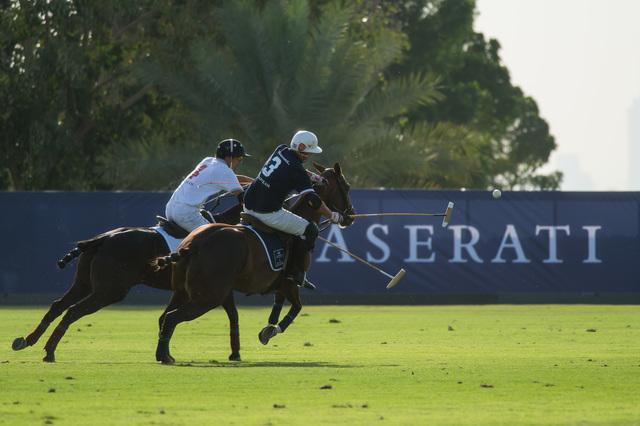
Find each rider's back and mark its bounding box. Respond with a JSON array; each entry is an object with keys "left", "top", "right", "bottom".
[{"left": 244, "top": 145, "right": 312, "bottom": 213}]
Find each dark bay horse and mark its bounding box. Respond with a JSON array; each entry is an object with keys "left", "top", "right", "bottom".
[
  {"left": 11, "top": 204, "right": 241, "bottom": 363},
  {"left": 154, "top": 162, "right": 355, "bottom": 364}
]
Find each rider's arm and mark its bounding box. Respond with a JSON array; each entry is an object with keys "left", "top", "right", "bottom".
[
  {"left": 317, "top": 201, "right": 332, "bottom": 218},
  {"left": 294, "top": 168, "right": 337, "bottom": 221},
  {"left": 222, "top": 170, "right": 247, "bottom": 203},
  {"left": 302, "top": 171, "right": 333, "bottom": 217},
  {"left": 306, "top": 170, "right": 325, "bottom": 184},
  {"left": 234, "top": 189, "right": 244, "bottom": 205},
  {"left": 307, "top": 193, "right": 339, "bottom": 222},
  {"left": 236, "top": 175, "right": 254, "bottom": 185},
  {"left": 229, "top": 177, "right": 245, "bottom": 203},
  {"left": 319, "top": 200, "right": 343, "bottom": 224}
]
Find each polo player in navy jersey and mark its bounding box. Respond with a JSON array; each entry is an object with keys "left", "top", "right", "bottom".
[{"left": 243, "top": 130, "right": 342, "bottom": 288}]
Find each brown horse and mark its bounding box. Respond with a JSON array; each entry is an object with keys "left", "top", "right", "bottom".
[
  {"left": 154, "top": 162, "right": 355, "bottom": 364},
  {"left": 11, "top": 204, "right": 242, "bottom": 363}
]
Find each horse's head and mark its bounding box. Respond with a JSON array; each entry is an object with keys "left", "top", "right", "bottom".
[{"left": 312, "top": 161, "right": 355, "bottom": 227}]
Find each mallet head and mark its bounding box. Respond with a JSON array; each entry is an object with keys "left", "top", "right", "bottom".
[
  {"left": 442, "top": 202, "right": 454, "bottom": 227},
  {"left": 386, "top": 268, "right": 406, "bottom": 289}
]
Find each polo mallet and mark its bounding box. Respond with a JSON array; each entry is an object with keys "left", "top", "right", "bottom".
[
  {"left": 316, "top": 236, "right": 406, "bottom": 289},
  {"left": 348, "top": 202, "right": 455, "bottom": 227},
  {"left": 201, "top": 183, "right": 252, "bottom": 209}
]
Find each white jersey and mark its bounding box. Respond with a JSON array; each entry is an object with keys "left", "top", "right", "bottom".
[{"left": 167, "top": 157, "right": 242, "bottom": 208}]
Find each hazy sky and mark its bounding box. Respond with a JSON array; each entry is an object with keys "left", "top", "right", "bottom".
[{"left": 475, "top": 0, "right": 640, "bottom": 190}]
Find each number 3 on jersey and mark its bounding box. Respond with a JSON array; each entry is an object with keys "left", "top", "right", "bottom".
[{"left": 261, "top": 157, "right": 282, "bottom": 177}]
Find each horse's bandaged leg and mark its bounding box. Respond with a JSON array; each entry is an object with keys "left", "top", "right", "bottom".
[{"left": 269, "top": 302, "right": 284, "bottom": 325}]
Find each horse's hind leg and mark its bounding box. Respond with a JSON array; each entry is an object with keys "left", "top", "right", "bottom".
[
  {"left": 42, "top": 289, "right": 127, "bottom": 362},
  {"left": 156, "top": 300, "right": 218, "bottom": 364},
  {"left": 222, "top": 292, "right": 241, "bottom": 361},
  {"left": 12, "top": 255, "right": 92, "bottom": 351},
  {"left": 158, "top": 291, "right": 187, "bottom": 333}
]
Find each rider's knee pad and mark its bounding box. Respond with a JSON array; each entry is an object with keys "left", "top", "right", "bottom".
[{"left": 302, "top": 222, "right": 318, "bottom": 250}]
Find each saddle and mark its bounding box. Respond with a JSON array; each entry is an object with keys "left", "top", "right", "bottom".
[
  {"left": 241, "top": 213, "right": 267, "bottom": 231},
  {"left": 240, "top": 212, "right": 296, "bottom": 273},
  {"left": 241, "top": 212, "right": 316, "bottom": 292},
  {"left": 155, "top": 210, "right": 215, "bottom": 239}
]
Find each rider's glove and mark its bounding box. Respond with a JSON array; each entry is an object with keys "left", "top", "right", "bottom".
[{"left": 329, "top": 211, "right": 343, "bottom": 224}]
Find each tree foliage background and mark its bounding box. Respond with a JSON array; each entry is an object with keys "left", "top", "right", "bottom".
[{"left": 0, "top": 0, "right": 561, "bottom": 191}]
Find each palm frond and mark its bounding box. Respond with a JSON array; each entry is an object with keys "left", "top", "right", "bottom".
[
  {"left": 97, "top": 138, "right": 211, "bottom": 190},
  {"left": 352, "top": 73, "right": 442, "bottom": 126}
]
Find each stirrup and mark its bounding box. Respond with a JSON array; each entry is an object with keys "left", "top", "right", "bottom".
[
  {"left": 299, "top": 278, "right": 316, "bottom": 290},
  {"left": 286, "top": 271, "right": 317, "bottom": 290}
]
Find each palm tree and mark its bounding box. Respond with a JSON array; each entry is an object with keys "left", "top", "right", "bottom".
[{"left": 102, "top": 0, "right": 486, "bottom": 189}]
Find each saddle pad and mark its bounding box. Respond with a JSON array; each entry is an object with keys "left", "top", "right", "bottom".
[
  {"left": 241, "top": 225, "right": 285, "bottom": 272},
  {"left": 152, "top": 226, "right": 183, "bottom": 253}
]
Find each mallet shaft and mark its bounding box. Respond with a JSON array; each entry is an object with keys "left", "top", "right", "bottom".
[
  {"left": 347, "top": 202, "right": 455, "bottom": 228},
  {"left": 316, "top": 236, "right": 394, "bottom": 279},
  {"left": 349, "top": 212, "right": 445, "bottom": 218}
]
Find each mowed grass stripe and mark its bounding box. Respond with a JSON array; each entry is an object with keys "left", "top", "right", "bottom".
[{"left": 0, "top": 305, "right": 638, "bottom": 425}]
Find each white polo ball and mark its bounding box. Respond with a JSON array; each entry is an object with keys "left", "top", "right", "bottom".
[{"left": 492, "top": 189, "right": 502, "bottom": 199}]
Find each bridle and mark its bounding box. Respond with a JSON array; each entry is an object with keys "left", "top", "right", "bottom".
[
  {"left": 283, "top": 169, "right": 354, "bottom": 230},
  {"left": 316, "top": 169, "right": 355, "bottom": 224}
]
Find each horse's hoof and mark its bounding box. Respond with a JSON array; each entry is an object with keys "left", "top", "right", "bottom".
[
  {"left": 12, "top": 337, "right": 27, "bottom": 351},
  {"left": 228, "top": 352, "right": 241, "bottom": 362},
  {"left": 156, "top": 350, "right": 175, "bottom": 364},
  {"left": 43, "top": 353, "right": 55, "bottom": 363},
  {"left": 158, "top": 354, "right": 175, "bottom": 365},
  {"left": 156, "top": 353, "right": 175, "bottom": 364},
  {"left": 258, "top": 325, "right": 278, "bottom": 345},
  {"left": 155, "top": 339, "right": 174, "bottom": 364}
]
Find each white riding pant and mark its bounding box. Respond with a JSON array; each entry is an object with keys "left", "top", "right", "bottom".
[
  {"left": 166, "top": 202, "right": 210, "bottom": 233},
  {"left": 243, "top": 207, "right": 308, "bottom": 236}
]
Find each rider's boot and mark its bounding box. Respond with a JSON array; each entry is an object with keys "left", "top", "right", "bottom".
[
  {"left": 286, "top": 233, "right": 316, "bottom": 290},
  {"left": 285, "top": 250, "right": 316, "bottom": 290}
]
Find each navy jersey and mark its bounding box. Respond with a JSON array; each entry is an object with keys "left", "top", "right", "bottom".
[{"left": 244, "top": 145, "right": 314, "bottom": 213}]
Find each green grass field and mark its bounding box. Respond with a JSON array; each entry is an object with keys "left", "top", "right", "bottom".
[{"left": 1, "top": 305, "right": 639, "bottom": 425}]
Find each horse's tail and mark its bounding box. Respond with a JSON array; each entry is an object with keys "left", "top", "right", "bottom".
[
  {"left": 57, "top": 233, "right": 110, "bottom": 269},
  {"left": 152, "top": 247, "right": 192, "bottom": 272}
]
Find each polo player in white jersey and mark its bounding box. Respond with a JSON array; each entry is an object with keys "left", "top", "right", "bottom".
[{"left": 166, "top": 139, "right": 252, "bottom": 233}]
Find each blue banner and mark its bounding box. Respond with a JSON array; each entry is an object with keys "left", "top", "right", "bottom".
[
  {"left": 1, "top": 190, "right": 639, "bottom": 297},
  {"left": 312, "top": 190, "right": 640, "bottom": 295}
]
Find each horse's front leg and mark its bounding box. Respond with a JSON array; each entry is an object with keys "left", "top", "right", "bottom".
[
  {"left": 221, "top": 292, "right": 241, "bottom": 361},
  {"left": 259, "top": 284, "right": 301, "bottom": 345},
  {"left": 268, "top": 290, "right": 286, "bottom": 325}
]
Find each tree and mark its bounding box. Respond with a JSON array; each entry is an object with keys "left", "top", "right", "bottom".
[
  {"left": 385, "top": 0, "right": 561, "bottom": 189},
  {"left": 2, "top": 0, "right": 561, "bottom": 190},
  {"left": 0, "top": 0, "right": 213, "bottom": 190},
  {"left": 116, "top": 0, "right": 501, "bottom": 189}
]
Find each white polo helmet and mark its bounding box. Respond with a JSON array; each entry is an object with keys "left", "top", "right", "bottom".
[{"left": 290, "top": 130, "right": 322, "bottom": 154}]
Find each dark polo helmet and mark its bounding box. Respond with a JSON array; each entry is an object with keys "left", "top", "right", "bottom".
[{"left": 216, "top": 139, "right": 250, "bottom": 158}]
